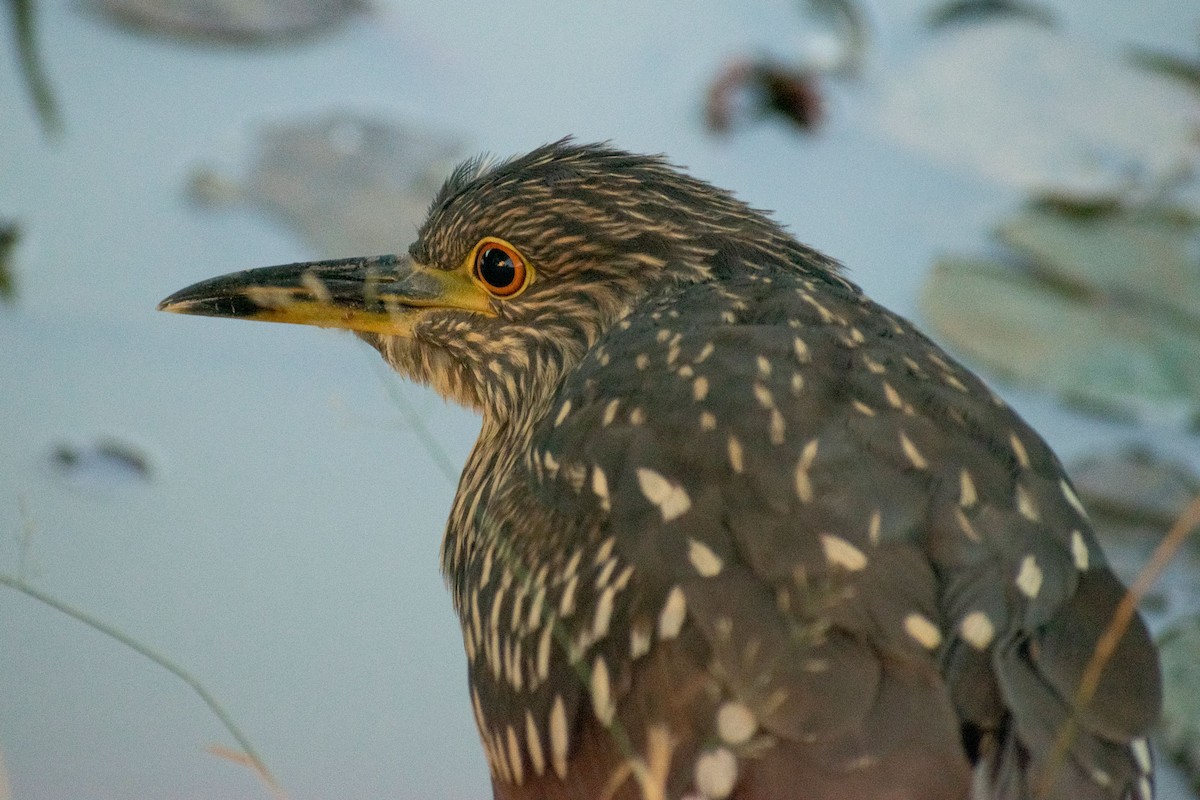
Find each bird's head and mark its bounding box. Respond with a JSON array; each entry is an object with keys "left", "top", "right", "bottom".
[{"left": 160, "top": 140, "right": 826, "bottom": 422}]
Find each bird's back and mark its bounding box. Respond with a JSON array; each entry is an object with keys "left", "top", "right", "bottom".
[{"left": 459, "top": 265, "right": 1160, "bottom": 800}]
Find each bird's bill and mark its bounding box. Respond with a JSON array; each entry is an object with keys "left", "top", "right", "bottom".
[{"left": 157, "top": 254, "right": 494, "bottom": 336}]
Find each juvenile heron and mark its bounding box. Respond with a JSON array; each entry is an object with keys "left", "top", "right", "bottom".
[{"left": 160, "top": 141, "right": 1160, "bottom": 800}]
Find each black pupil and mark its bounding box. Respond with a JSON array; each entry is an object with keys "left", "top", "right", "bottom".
[{"left": 479, "top": 247, "right": 516, "bottom": 288}]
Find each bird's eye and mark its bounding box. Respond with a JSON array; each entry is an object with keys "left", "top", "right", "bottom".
[{"left": 472, "top": 239, "right": 529, "bottom": 298}]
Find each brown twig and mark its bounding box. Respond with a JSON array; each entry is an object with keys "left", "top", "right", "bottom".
[{"left": 0, "top": 573, "right": 281, "bottom": 796}]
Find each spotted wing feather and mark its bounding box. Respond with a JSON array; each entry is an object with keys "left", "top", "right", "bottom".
[{"left": 513, "top": 268, "right": 1159, "bottom": 799}]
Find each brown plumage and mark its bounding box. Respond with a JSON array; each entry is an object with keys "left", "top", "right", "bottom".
[{"left": 160, "top": 141, "right": 1161, "bottom": 800}]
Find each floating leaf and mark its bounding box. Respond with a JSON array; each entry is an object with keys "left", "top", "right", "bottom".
[
  {"left": 1129, "top": 46, "right": 1200, "bottom": 94},
  {"left": 875, "top": 22, "right": 1199, "bottom": 197},
  {"left": 926, "top": 0, "right": 1056, "bottom": 30},
  {"left": 190, "top": 115, "right": 465, "bottom": 257},
  {"left": 921, "top": 255, "right": 1200, "bottom": 427},
  {"left": 86, "top": 0, "right": 366, "bottom": 45},
  {"left": 50, "top": 437, "right": 154, "bottom": 488},
  {"left": 7, "top": 0, "right": 59, "bottom": 133},
  {"left": 1072, "top": 447, "right": 1200, "bottom": 534}
]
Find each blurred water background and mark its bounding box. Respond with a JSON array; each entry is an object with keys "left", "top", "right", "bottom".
[{"left": 2, "top": 1, "right": 1199, "bottom": 798}]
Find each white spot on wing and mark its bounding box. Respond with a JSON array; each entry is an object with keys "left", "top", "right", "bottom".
[
  {"left": 591, "top": 656, "right": 615, "bottom": 726},
  {"left": 1061, "top": 478, "right": 1089, "bottom": 519},
  {"left": 695, "top": 748, "right": 738, "bottom": 799},
  {"left": 536, "top": 621, "right": 553, "bottom": 680},
  {"left": 630, "top": 617, "right": 653, "bottom": 659},
  {"left": 1132, "top": 738, "right": 1152, "bottom": 774},
  {"left": 868, "top": 510, "right": 882, "bottom": 544},
  {"left": 727, "top": 436, "right": 744, "bottom": 473},
  {"left": 1016, "top": 555, "right": 1043, "bottom": 598},
  {"left": 959, "top": 469, "right": 977, "bottom": 508},
  {"left": 1016, "top": 485, "right": 1040, "bottom": 522},
  {"left": 506, "top": 725, "right": 524, "bottom": 785},
  {"left": 960, "top": 611, "right": 995, "bottom": 650},
  {"left": 903, "top": 613, "right": 942, "bottom": 649},
  {"left": 717, "top": 702, "right": 757, "bottom": 745},
  {"left": 1009, "top": 432, "right": 1030, "bottom": 469},
  {"left": 602, "top": 399, "right": 620, "bottom": 426},
  {"left": 1070, "top": 530, "right": 1089, "bottom": 571},
  {"left": 794, "top": 439, "right": 819, "bottom": 503},
  {"left": 753, "top": 383, "right": 774, "bottom": 408},
  {"left": 592, "top": 585, "right": 616, "bottom": 640},
  {"left": 592, "top": 466, "right": 611, "bottom": 511},
  {"left": 658, "top": 586, "right": 687, "bottom": 639},
  {"left": 768, "top": 409, "right": 786, "bottom": 445},
  {"left": 821, "top": 534, "right": 867, "bottom": 571},
  {"left": 899, "top": 432, "right": 928, "bottom": 469},
  {"left": 637, "top": 467, "right": 692, "bottom": 521},
  {"left": 554, "top": 400, "right": 572, "bottom": 427},
  {"left": 688, "top": 538, "right": 724, "bottom": 577},
  {"left": 525, "top": 711, "right": 545, "bottom": 777},
  {"left": 883, "top": 382, "right": 903, "bottom": 409},
  {"left": 550, "top": 695, "right": 569, "bottom": 779}
]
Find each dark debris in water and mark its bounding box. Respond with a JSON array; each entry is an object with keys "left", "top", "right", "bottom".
[
  {"left": 0, "top": 221, "right": 18, "bottom": 303},
  {"left": 1026, "top": 192, "right": 1126, "bottom": 221},
  {"left": 706, "top": 60, "right": 824, "bottom": 134},
  {"left": 50, "top": 438, "right": 154, "bottom": 487},
  {"left": 86, "top": 0, "right": 367, "bottom": 46},
  {"left": 922, "top": 203, "right": 1200, "bottom": 428},
  {"left": 926, "top": 0, "right": 1057, "bottom": 29}
]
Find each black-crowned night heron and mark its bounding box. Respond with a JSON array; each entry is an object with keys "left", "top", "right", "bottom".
[{"left": 160, "top": 141, "right": 1161, "bottom": 800}]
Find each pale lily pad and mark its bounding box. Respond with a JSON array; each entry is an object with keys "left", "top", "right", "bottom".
[
  {"left": 998, "top": 209, "right": 1200, "bottom": 328},
  {"left": 921, "top": 256, "right": 1200, "bottom": 427},
  {"left": 87, "top": 0, "right": 365, "bottom": 45},
  {"left": 923, "top": 201, "right": 1200, "bottom": 427},
  {"left": 189, "top": 114, "right": 466, "bottom": 258},
  {"left": 874, "top": 21, "right": 1199, "bottom": 198}
]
